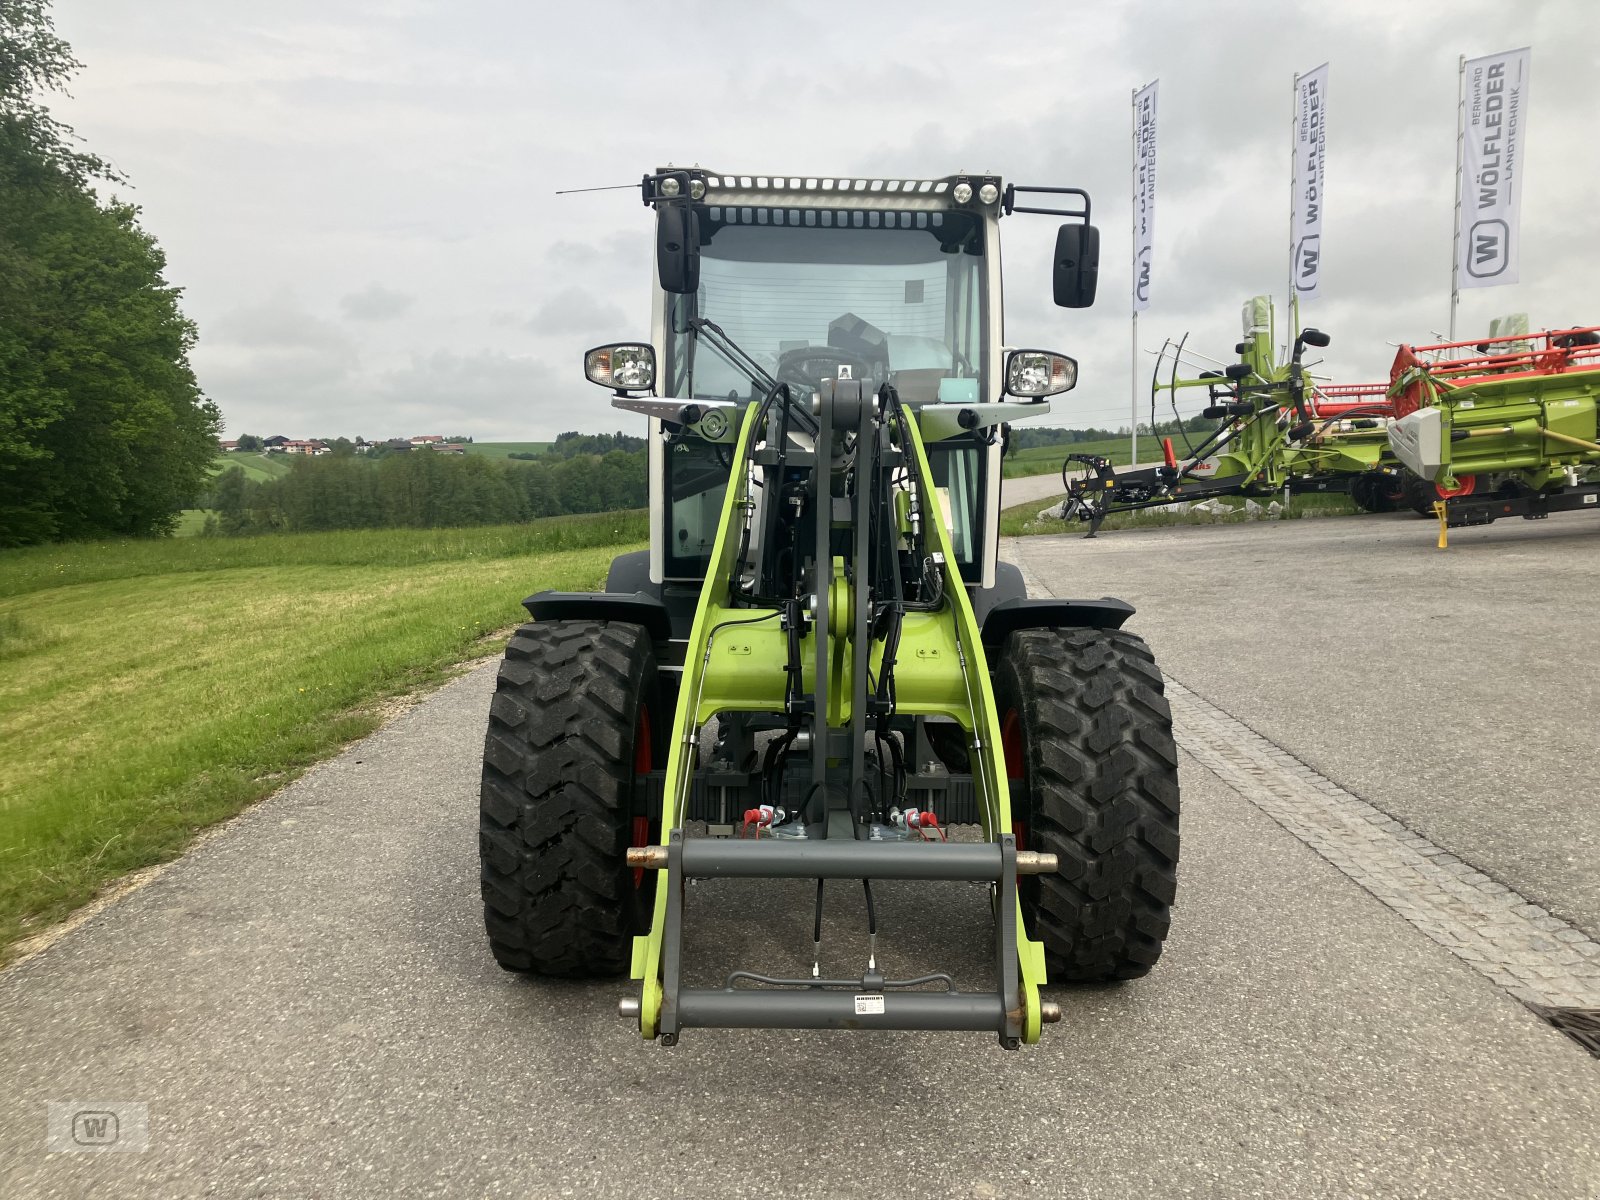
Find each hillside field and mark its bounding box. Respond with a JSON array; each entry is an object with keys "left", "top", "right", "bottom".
[
  {"left": 0, "top": 514, "right": 644, "bottom": 961},
  {"left": 212, "top": 450, "right": 292, "bottom": 483},
  {"left": 465, "top": 441, "right": 554, "bottom": 460}
]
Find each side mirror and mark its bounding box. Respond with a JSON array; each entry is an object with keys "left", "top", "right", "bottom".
[
  {"left": 1003, "top": 349, "right": 1079, "bottom": 398},
  {"left": 1052, "top": 223, "right": 1099, "bottom": 308},
  {"left": 656, "top": 202, "right": 700, "bottom": 295},
  {"left": 584, "top": 343, "right": 655, "bottom": 394},
  {"left": 1299, "top": 328, "right": 1331, "bottom": 349}
]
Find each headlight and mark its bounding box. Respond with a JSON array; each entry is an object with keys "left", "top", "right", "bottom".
[
  {"left": 978, "top": 182, "right": 999, "bottom": 205},
  {"left": 1004, "top": 349, "right": 1079, "bottom": 399},
  {"left": 952, "top": 182, "right": 973, "bottom": 204},
  {"left": 584, "top": 343, "right": 656, "bottom": 392},
  {"left": 659, "top": 176, "right": 682, "bottom": 197}
]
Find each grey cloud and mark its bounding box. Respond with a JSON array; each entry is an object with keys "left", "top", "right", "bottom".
[
  {"left": 207, "top": 296, "right": 353, "bottom": 352},
  {"left": 524, "top": 288, "right": 630, "bottom": 336},
  {"left": 55, "top": 0, "right": 1593, "bottom": 441},
  {"left": 374, "top": 350, "right": 597, "bottom": 441},
  {"left": 341, "top": 283, "right": 415, "bottom": 321}
]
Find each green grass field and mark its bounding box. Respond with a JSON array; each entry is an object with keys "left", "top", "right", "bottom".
[
  {"left": 0, "top": 514, "right": 645, "bottom": 960},
  {"left": 466, "top": 441, "right": 553, "bottom": 460},
  {"left": 212, "top": 450, "right": 292, "bottom": 483},
  {"left": 1001, "top": 436, "right": 1146, "bottom": 478}
]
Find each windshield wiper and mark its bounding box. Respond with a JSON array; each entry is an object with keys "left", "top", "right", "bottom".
[
  {"left": 685, "top": 317, "right": 779, "bottom": 396},
  {"left": 679, "top": 314, "right": 819, "bottom": 435}
]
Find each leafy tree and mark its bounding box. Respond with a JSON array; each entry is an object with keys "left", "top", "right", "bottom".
[
  {"left": 0, "top": 0, "right": 114, "bottom": 185},
  {"left": 0, "top": 1, "right": 217, "bottom": 544},
  {"left": 235, "top": 433, "right": 263, "bottom": 452},
  {"left": 209, "top": 466, "right": 252, "bottom": 534}
]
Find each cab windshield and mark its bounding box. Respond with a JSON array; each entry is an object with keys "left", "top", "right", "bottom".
[{"left": 665, "top": 207, "right": 986, "bottom": 404}]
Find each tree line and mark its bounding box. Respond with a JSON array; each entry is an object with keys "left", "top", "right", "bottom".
[
  {"left": 205, "top": 448, "right": 646, "bottom": 534},
  {"left": 1, "top": 1, "right": 218, "bottom": 546}
]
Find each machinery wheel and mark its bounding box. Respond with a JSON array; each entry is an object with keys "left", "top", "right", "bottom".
[
  {"left": 479, "top": 620, "right": 662, "bottom": 976},
  {"left": 995, "top": 628, "right": 1180, "bottom": 981},
  {"left": 1351, "top": 472, "right": 1402, "bottom": 514},
  {"left": 1400, "top": 471, "right": 1438, "bottom": 517},
  {"left": 1401, "top": 470, "right": 1477, "bottom": 516}
]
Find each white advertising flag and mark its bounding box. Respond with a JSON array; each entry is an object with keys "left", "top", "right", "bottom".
[
  {"left": 1132, "top": 80, "right": 1157, "bottom": 312},
  {"left": 1291, "top": 63, "right": 1329, "bottom": 301},
  {"left": 1457, "top": 47, "right": 1531, "bottom": 289}
]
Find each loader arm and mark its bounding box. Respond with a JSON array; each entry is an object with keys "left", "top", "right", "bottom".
[{"left": 629, "top": 385, "right": 1048, "bottom": 1046}]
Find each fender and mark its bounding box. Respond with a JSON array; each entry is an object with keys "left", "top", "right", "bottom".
[
  {"left": 979, "top": 596, "right": 1134, "bottom": 649},
  {"left": 522, "top": 590, "right": 673, "bottom": 643}
]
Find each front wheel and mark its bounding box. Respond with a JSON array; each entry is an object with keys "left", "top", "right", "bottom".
[
  {"left": 996, "top": 628, "right": 1180, "bottom": 981},
  {"left": 479, "top": 620, "right": 662, "bottom": 977}
]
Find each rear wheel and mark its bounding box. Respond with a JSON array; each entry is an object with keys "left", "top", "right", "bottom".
[
  {"left": 479, "top": 620, "right": 661, "bottom": 977},
  {"left": 996, "top": 628, "right": 1180, "bottom": 981}
]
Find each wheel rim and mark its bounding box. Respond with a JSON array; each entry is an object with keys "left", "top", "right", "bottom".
[{"left": 1436, "top": 473, "right": 1477, "bottom": 500}]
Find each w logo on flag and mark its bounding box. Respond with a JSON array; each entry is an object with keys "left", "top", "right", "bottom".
[
  {"left": 1467, "top": 220, "right": 1510, "bottom": 279},
  {"left": 1294, "top": 237, "right": 1321, "bottom": 290}
]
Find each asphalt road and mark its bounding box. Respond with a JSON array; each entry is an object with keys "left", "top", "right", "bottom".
[
  {"left": 1002, "top": 469, "right": 1069, "bottom": 508},
  {"left": 3, "top": 510, "right": 1599, "bottom": 1197},
  {"left": 1015, "top": 509, "right": 1600, "bottom": 936}
]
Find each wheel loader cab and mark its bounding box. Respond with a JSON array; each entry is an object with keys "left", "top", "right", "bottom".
[{"left": 646, "top": 173, "right": 1004, "bottom": 590}]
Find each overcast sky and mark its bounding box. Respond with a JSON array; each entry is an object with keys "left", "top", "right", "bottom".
[{"left": 50, "top": 0, "right": 1595, "bottom": 441}]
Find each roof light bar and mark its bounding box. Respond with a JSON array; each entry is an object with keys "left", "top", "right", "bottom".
[{"left": 642, "top": 169, "right": 1006, "bottom": 213}]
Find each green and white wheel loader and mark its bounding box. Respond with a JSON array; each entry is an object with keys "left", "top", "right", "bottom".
[{"left": 479, "top": 169, "right": 1179, "bottom": 1048}]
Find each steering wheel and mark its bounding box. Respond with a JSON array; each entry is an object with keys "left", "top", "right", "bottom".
[{"left": 777, "top": 345, "right": 876, "bottom": 392}]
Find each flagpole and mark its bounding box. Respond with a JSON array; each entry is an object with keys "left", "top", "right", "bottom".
[
  {"left": 1449, "top": 53, "right": 1466, "bottom": 343},
  {"left": 1289, "top": 70, "right": 1299, "bottom": 348},
  {"left": 1130, "top": 85, "right": 1139, "bottom": 468}
]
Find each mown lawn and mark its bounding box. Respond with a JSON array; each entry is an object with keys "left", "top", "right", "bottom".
[{"left": 0, "top": 515, "right": 644, "bottom": 959}]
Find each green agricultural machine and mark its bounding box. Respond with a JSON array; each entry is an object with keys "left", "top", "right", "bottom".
[
  {"left": 1387, "top": 324, "right": 1600, "bottom": 539},
  {"left": 1055, "top": 297, "right": 1399, "bottom": 535},
  {"left": 478, "top": 169, "right": 1180, "bottom": 1047}
]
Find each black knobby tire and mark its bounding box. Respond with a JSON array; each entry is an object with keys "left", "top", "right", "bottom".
[
  {"left": 479, "top": 620, "right": 662, "bottom": 977},
  {"left": 1351, "top": 472, "right": 1401, "bottom": 514},
  {"left": 995, "top": 628, "right": 1180, "bottom": 981},
  {"left": 1400, "top": 471, "right": 1439, "bottom": 518}
]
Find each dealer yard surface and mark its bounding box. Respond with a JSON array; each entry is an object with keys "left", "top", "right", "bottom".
[{"left": 2, "top": 513, "right": 1597, "bottom": 1197}]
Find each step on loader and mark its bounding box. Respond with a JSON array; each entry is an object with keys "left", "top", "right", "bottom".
[{"left": 479, "top": 169, "right": 1179, "bottom": 1047}]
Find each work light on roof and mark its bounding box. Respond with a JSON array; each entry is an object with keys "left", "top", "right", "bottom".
[
  {"left": 952, "top": 182, "right": 973, "bottom": 204},
  {"left": 659, "top": 177, "right": 681, "bottom": 197},
  {"left": 978, "top": 183, "right": 999, "bottom": 205}
]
